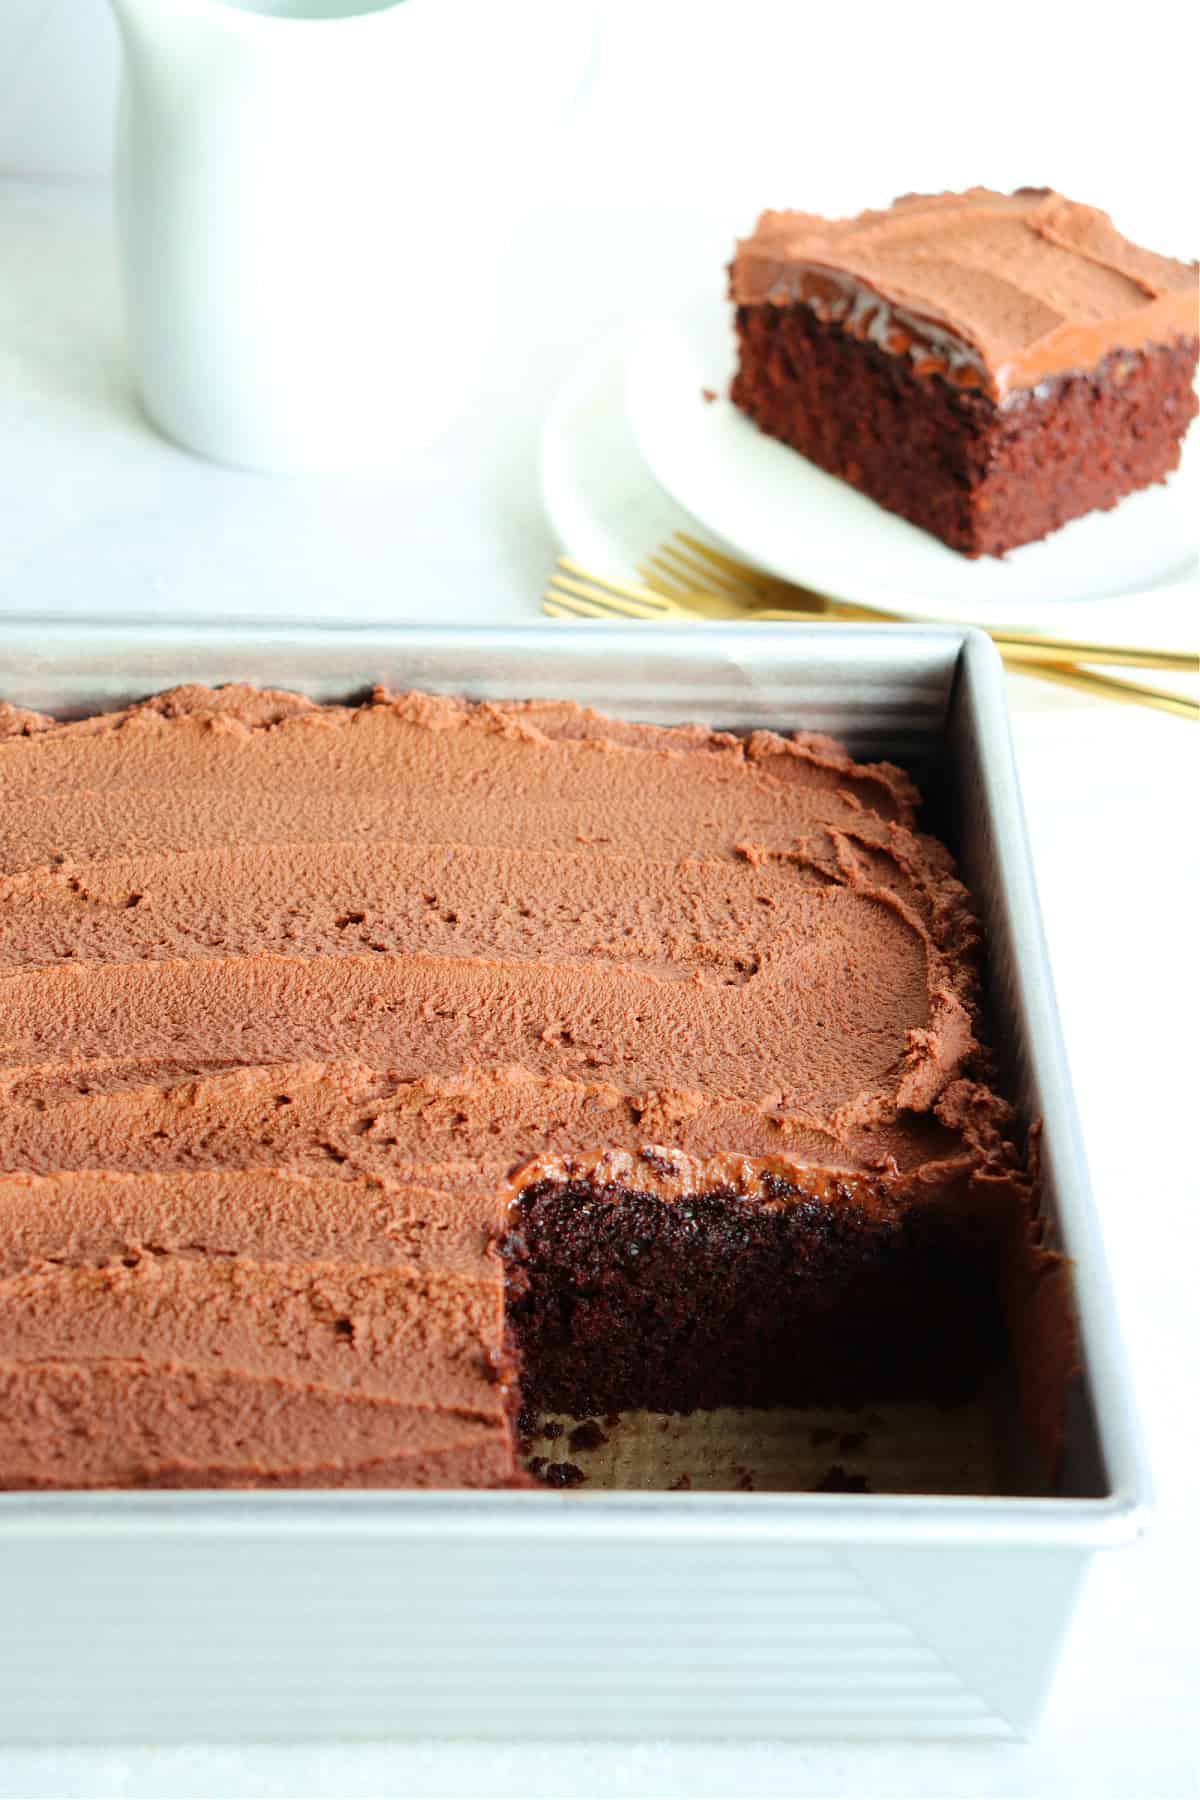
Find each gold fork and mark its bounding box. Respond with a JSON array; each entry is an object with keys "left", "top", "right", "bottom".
[
  {"left": 544, "top": 547, "right": 1199, "bottom": 721},
  {"left": 642, "top": 534, "right": 1200, "bottom": 670}
]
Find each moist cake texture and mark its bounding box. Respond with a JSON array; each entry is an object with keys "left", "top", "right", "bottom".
[
  {"left": 730, "top": 187, "right": 1199, "bottom": 557},
  {"left": 0, "top": 685, "right": 1070, "bottom": 1489}
]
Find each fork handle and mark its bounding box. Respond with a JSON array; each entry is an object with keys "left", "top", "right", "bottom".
[
  {"left": 992, "top": 635, "right": 1198, "bottom": 672},
  {"left": 755, "top": 601, "right": 1198, "bottom": 670},
  {"left": 1006, "top": 658, "right": 1198, "bottom": 720}
]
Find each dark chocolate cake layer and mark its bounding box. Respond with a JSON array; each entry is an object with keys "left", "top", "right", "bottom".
[
  {"left": 731, "top": 188, "right": 1199, "bottom": 557},
  {"left": 501, "top": 1153, "right": 1010, "bottom": 1419},
  {"left": 0, "top": 685, "right": 1071, "bottom": 1489}
]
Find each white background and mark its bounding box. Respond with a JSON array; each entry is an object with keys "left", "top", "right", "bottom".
[
  {"left": 1, "top": 0, "right": 1197, "bottom": 239},
  {"left": 0, "top": 0, "right": 1195, "bottom": 626},
  {"left": 0, "top": 2, "right": 1197, "bottom": 1796}
]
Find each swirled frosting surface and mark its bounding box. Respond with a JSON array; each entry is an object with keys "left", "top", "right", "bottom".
[
  {"left": 0, "top": 686, "right": 1035, "bottom": 1488},
  {"left": 732, "top": 187, "right": 1199, "bottom": 400}
]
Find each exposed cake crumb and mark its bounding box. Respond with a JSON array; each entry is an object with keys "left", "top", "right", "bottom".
[
  {"left": 815, "top": 1465, "right": 872, "bottom": 1493},
  {"left": 543, "top": 1461, "right": 586, "bottom": 1488},
  {"left": 567, "top": 1420, "right": 608, "bottom": 1454}
]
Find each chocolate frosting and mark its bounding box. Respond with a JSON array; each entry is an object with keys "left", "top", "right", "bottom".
[
  {"left": 732, "top": 188, "right": 1199, "bottom": 401},
  {"left": 0, "top": 685, "right": 1046, "bottom": 1489}
]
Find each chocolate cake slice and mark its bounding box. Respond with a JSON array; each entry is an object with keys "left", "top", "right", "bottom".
[
  {"left": 0, "top": 686, "right": 1073, "bottom": 1490},
  {"left": 730, "top": 187, "right": 1199, "bottom": 557}
]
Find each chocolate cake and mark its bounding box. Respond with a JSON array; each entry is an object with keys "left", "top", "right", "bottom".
[
  {"left": 730, "top": 188, "right": 1199, "bottom": 557},
  {"left": 0, "top": 685, "right": 1071, "bottom": 1490}
]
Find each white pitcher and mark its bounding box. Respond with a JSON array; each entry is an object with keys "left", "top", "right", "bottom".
[{"left": 109, "top": 0, "right": 594, "bottom": 473}]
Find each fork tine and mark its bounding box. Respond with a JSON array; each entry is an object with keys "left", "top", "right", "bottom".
[
  {"left": 661, "top": 536, "right": 820, "bottom": 610},
  {"left": 676, "top": 533, "right": 857, "bottom": 614},
  {"left": 674, "top": 532, "right": 814, "bottom": 605},
  {"left": 648, "top": 545, "right": 751, "bottom": 601},
  {"left": 542, "top": 590, "right": 613, "bottom": 620},
  {"left": 543, "top": 597, "right": 602, "bottom": 621},
  {"left": 639, "top": 552, "right": 746, "bottom": 603},
  {"left": 644, "top": 545, "right": 831, "bottom": 619},
  {"left": 674, "top": 531, "right": 775, "bottom": 590},
  {"left": 554, "top": 561, "right": 678, "bottom": 617},
  {"left": 548, "top": 575, "right": 674, "bottom": 621},
  {"left": 557, "top": 558, "right": 677, "bottom": 611},
  {"left": 634, "top": 559, "right": 704, "bottom": 603}
]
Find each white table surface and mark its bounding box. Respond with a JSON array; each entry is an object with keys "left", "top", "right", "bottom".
[{"left": 1, "top": 128, "right": 1198, "bottom": 1800}]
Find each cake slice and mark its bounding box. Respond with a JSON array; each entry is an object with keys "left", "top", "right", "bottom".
[{"left": 730, "top": 187, "right": 1199, "bottom": 557}]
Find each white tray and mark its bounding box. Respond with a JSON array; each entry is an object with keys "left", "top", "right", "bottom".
[{"left": 0, "top": 622, "right": 1148, "bottom": 1742}]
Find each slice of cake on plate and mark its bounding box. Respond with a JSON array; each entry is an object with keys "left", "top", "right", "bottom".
[{"left": 730, "top": 187, "right": 1198, "bottom": 557}]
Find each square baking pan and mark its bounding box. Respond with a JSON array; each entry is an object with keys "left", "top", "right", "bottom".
[{"left": 0, "top": 620, "right": 1148, "bottom": 1743}]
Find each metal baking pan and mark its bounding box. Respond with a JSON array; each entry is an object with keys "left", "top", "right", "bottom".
[{"left": 0, "top": 620, "right": 1148, "bottom": 1743}]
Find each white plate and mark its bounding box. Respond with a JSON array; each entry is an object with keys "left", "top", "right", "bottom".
[
  {"left": 625, "top": 308, "right": 1199, "bottom": 632},
  {"left": 540, "top": 331, "right": 698, "bottom": 576}
]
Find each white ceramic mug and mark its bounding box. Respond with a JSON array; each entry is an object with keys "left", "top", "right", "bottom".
[{"left": 109, "top": 0, "right": 595, "bottom": 473}]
